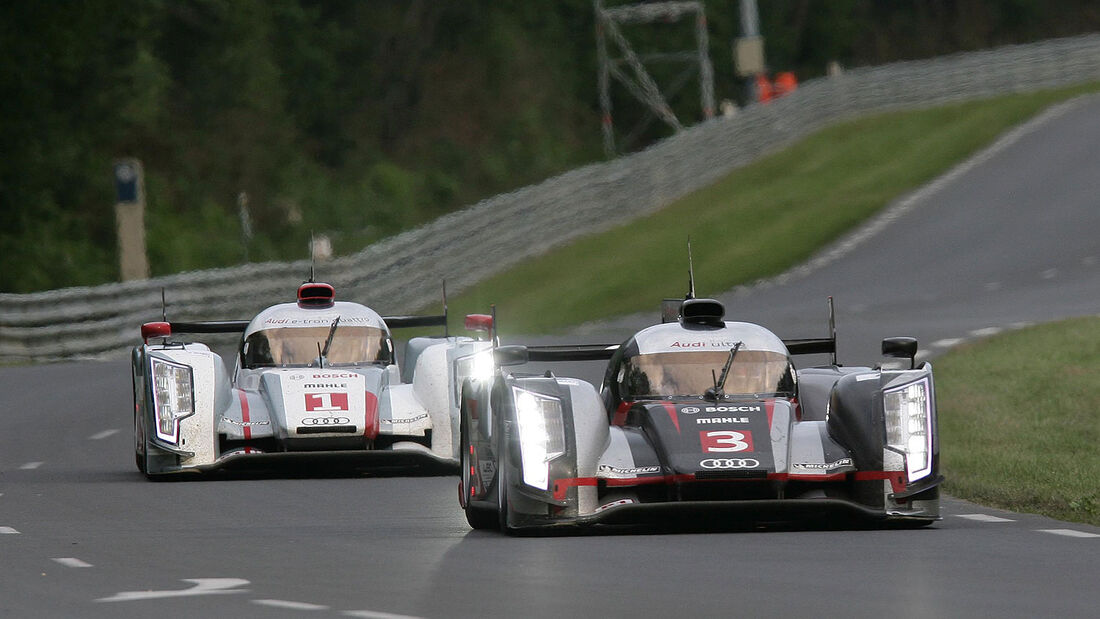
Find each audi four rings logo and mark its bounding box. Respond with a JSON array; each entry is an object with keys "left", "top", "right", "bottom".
[
  {"left": 699, "top": 458, "right": 760, "bottom": 469},
  {"left": 681, "top": 406, "right": 701, "bottom": 414},
  {"left": 302, "top": 417, "right": 350, "bottom": 425}
]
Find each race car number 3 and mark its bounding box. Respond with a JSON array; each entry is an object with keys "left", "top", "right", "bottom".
[{"left": 700, "top": 430, "right": 753, "bottom": 453}]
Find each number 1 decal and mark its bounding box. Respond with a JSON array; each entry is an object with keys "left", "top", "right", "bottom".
[
  {"left": 305, "top": 392, "right": 349, "bottom": 412},
  {"left": 700, "top": 430, "right": 753, "bottom": 453}
]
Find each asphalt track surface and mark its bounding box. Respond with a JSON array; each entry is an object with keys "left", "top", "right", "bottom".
[{"left": 3, "top": 96, "right": 1100, "bottom": 618}]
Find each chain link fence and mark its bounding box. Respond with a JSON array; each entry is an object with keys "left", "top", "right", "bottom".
[{"left": 4, "top": 34, "right": 1100, "bottom": 362}]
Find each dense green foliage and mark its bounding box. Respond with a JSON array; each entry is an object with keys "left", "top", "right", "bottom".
[
  {"left": 936, "top": 317, "right": 1100, "bottom": 526},
  {"left": 2, "top": 1, "right": 1098, "bottom": 292}
]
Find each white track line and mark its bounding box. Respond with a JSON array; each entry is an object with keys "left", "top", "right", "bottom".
[
  {"left": 252, "top": 599, "right": 329, "bottom": 611},
  {"left": 19, "top": 462, "right": 43, "bottom": 470},
  {"left": 89, "top": 429, "right": 119, "bottom": 440},
  {"left": 1, "top": 526, "right": 20, "bottom": 534},
  {"left": 931, "top": 338, "right": 964, "bottom": 349},
  {"left": 969, "top": 327, "right": 1003, "bottom": 338},
  {"left": 1040, "top": 268, "right": 1059, "bottom": 280},
  {"left": 956, "top": 513, "right": 1014, "bottom": 523},
  {"left": 52, "top": 557, "right": 93, "bottom": 568},
  {"left": 342, "top": 611, "right": 426, "bottom": 619},
  {"left": 1036, "top": 529, "right": 1099, "bottom": 539}
]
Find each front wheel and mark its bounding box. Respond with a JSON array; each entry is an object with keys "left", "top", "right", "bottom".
[{"left": 460, "top": 407, "right": 498, "bottom": 530}]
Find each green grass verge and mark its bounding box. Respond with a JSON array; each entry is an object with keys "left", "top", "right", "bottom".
[
  {"left": 935, "top": 317, "right": 1100, "bottom": 526},
  {"left": 442, "top": 83, "right": 1100, "bottom": 335}
]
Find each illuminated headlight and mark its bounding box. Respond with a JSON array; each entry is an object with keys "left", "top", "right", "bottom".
[
  {"left": 453, "top": 349, "right": 495, "bottom": 404},
  {"left": 151, "top": 357, "right": 195, "bottom": 444},
  {"left": 512, "top": 387, "right": 566, "bottom": 490},
  {"left": 884, "top": 377, "right": 933, "bottom": 481}
]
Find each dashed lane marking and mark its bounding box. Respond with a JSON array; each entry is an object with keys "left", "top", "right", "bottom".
[
  {"left": 252, "top": 599, "right": 329, "bottom": 611},
  {"left": 96, "top": 578, "right": 251, "bottom": 602},
  {"left": 984, "top": 282, "right": 1002, "bottom": 291},
  {"left": 969, "top": 327, "right": 1003, "bottom": 338},
  {"left": 931, "top": 338, "right": 964, "bottom": 349},
  {"left": 1, "top": 526, "right": 20, "bottom": 534},
  {"left": 342, "top": 611, "right": 426, "bottom": 619},
  {"left": 89, "top": 429, "right": 119, "bottom": 440},
  {"left": 1037, "top": 529, "right": 1099, "bottom": 539},
  {"left": 19, "top": 462, "right": 43, "bottom": 470},
  {"left": 53, "top": 558, "right": 93, "bottom": 568},
  {"left": 1041, "top": 268, "right": 1059, "bottom": 279},
  {"left": 956, "top": 513, "right": 1015, "bottom": 523}
]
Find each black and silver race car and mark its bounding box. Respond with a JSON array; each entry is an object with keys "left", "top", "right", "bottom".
[{"left": 457, "top": 297, "right": 941, "bottom": 533}]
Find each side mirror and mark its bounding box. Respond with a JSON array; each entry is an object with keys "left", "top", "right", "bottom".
[
  {"left": 882, "top": 337, "right": 918, "bottom": 368},
  {"left": 141, "top": 321, "right": 172, "bottom": 343},
  {"left": 493, "top": 345, "right": 529, "bottom": 367}
]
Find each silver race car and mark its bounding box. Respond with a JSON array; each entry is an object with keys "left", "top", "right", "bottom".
[
  {"left": 131, "top": 282, "right": 492, "bottom": 478},
  {"left": 458, "top": 297, "right": 941, "bottom": 532}
]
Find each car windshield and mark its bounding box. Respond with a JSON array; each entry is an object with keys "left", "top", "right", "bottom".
[
  {"left": 241, "top": 326, "right": 389, "bottom": 367},
  {"left": 619, "top": 350, "right": 791, "bottom": 399}
]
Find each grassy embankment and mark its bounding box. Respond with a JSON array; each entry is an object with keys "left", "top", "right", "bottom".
[
  {"left": 441, "top": 83, "right": 1100, "bottom": 334},
  {"left": 935, "top": 318, "right": 1100, "bottom": 526}
]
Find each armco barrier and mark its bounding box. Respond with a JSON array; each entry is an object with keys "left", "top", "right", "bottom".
[{"left": 4, "top": 34, "right": 1100, "bottom": 362}]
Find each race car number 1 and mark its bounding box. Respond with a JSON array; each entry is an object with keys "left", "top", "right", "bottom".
[{"left": 700, "top": 430, "right": 753, "bottom": 453}]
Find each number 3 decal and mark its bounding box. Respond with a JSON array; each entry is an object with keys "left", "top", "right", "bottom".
[{"left": 700, "top": 430, "right": 753, "bottom": 453}]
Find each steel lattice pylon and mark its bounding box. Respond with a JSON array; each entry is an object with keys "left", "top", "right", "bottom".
[{"left": 595, "top": 0, "right": 715, "bottom": 156}]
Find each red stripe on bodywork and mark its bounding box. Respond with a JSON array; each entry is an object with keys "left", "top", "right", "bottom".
[
  {"left": 363, "top": 391, "right": 379, "bottom": 439},
  {"left": 662, "top": 402, "right": 680, "bottom": 433},
  {"left": 236, "top": 389, "right": 251, "bottom": 439},
  {"left": 611, "top": 401, "right": 631, "bottom": 426},
  {"left": 854, "top": 471, "right": 908, "bottom": 494},
  {"left": 551, "top": 470, "right": 907, "bottom": 501}
]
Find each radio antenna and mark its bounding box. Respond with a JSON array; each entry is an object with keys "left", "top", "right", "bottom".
[
  {"left": 686, "top": 238, "right": 696, "bottom": 300},
  {"left": 308, "top": 231, "right": 316, "bottom": 283},
  {"left": 160, "top": 288, "right": 167, "bottom": 322},
  {"left": 442, "top": 280, "right": 449, "bottom": 338}
]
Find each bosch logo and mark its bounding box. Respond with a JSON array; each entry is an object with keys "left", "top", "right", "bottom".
[
  {"left": 705, "top": 405, "right": 761, "bottom": 413},
  {"left": 301, "top": 417, "right": 350, "bottom": 425},
  {"left": 681, "top": 406, "right": 701, "bottom": 414},
  {"left": 699, "top": 458, "right": 760, "bottom": 469}
]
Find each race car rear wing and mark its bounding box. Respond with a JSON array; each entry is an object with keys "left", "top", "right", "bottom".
[
  {"left": 382, "top": 314, "right": 448, "bottom": 329},
  {"left": 524, "top": 344, "right": 620, "bottom": 362},
  {"left": 140, "top": 320, "right": 249, "bottom": 343}
]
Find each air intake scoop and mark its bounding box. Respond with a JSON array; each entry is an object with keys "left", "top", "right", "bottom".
[
  {"left": 297, "top": 283, "right": 335, "bottom": 308},
  {"left": 680, "top": 298, "right": 725, "bottom": 326}
]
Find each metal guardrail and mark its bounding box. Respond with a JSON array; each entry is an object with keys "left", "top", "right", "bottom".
[{"left": 4, "top": 34, "right": 1100, "bottom": 362}]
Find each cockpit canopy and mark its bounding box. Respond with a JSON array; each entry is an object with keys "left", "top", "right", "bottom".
[
  {"left": 618, "top": 349, "right": 793, "bottom": 399},
  {"left": 241, "top": 325, "right": 390, "bottom": 368},
  {"left": 609, "top": 321, "right": 796, "bottom": 401}
]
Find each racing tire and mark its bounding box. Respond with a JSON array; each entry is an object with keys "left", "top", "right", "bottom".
[
  {"left": 132, "top": 367, "right": 146, "bottom": 474},
  {"left": 460, "top": 407, "right": 498, "bottom": 530},
  {"left": 496, "top": 446, "right": 514, "bottom": 533}
]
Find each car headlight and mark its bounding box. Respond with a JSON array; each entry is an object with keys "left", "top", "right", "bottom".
[
  {"left": 151, "top": 357, "right": 195, "bottom": 444},
  {"left": 454, "top": 349, "right": 495, "bottom": 404},
  {"left": 883, "top": 377, "right": 933, "bottom": 482},
  {"left": 512, "top": 387, "right": 566, "bottom": 490}
]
